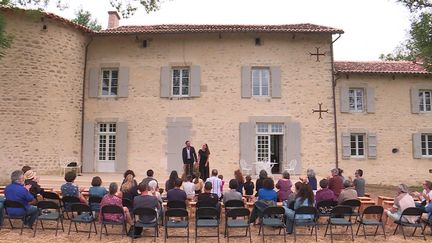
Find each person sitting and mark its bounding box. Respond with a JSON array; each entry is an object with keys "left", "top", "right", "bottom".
[
  {"left": 148, "top": 180, "right": 163, "bottom": 206},
  {"left": 167, "top": 178, "right": 187, "bottom": 202},
  {"left": 89, "top": 176, "right": 108, "bottom": 211},
  {"left": 284, "top": 183, "right": 314, "bottom": 234},
  {"left": 328, "top": 168, "right": 344, "bottom": 197},
  {"left": 21, "top": 165, "right": 32, "bottom": 174},
  {"left": 141, "top": 169, "right": 158, "bottom": 189},
  {"left": 223, "top": 179, "right": 243, "bottom": 204},
  {"left": 197, "top": 182, "right": 221, "bottom": 216},
  {"left": 349, "top": 169, "right": 366, "bottom": 197},
  {"left": 99, "top": 182, "right": 132, "bottom": 225},
  {"left": 285, "top": 181, "right": 303, "bottom": 209},
  {"left": 337, "top": 180, "right": 358, "bottom": 204},
  {"left": 23, "top": 170, "right": 44, "bottom": 199},
  {"left": 121, "top": 172, "right": 138, "bottom": 202},
  {"left": 234, "top": 169, "right": 245, "bottom": 194},
  {"left": 306, "top": 169, "right": 317, "bottom": 191},
  {"left": 412, "top": 180, "right": 432, "bottom": 209},
  {"left": 193, "top": 172, "right": 204, "bottom": 194},
  {"left": 206, "top": 169, "right": 223, "bottom": 199},
  {"left": 61, "top": 171, "right": 87, "bottom": 205},
  {"left": 315, "top": 178, "right": 336, "bottom": 206},
  {"left": 276, "top": 170, "right": 293, "bottom": 202},
  {"left": 255, "top": 170, "right": 268, "bottom": 197},
  {"left": 165, "top": 170, "right": 179, "bottom": 192},
  {"left": 134, "top": 181, "right": 161, "bottom": 224},
  {"left": 4, "top": 170, "right": 38, "bottom": 228},
  {"left": 244, "top": 175, "right": 255, "bottom": 202},
  {"left": 182, "top": 175, "right": 195, "bottom": 200},
  {"left": 384, "top": 183, "right": 416, "bottom": 224},
  {"left": 249, "top": 178, "right": 277, "bottom": 224}
]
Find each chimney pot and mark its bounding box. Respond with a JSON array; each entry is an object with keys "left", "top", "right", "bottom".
[{"left": 107, "top": 11, "right": 120, "bottom": 29}]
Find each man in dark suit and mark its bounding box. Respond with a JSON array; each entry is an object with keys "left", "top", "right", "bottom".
[{"left": 182, "top": 140, "right": 197, "bottom": 176}]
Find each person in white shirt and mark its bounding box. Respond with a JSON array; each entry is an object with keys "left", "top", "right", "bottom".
[
  {"left": 182, "top": 175, "right": 195, "bottom": 200},
  {"left": 206, "top": 169, "right": 222, "bottom": 199}
]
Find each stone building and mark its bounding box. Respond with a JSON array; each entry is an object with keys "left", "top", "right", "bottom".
[{"left": 0, "top": 8, "right": 431, "bottom": 185}]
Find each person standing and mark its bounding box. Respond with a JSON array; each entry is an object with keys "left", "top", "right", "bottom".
[
  {"left": 182, "top": 140, "right": 197, "bottom": 176},
  {"left": 197, "top": 143, "right": 210, "bottom": 181}
]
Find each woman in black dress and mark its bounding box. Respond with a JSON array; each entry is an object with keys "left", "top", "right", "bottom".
[{"left": 197, "top": 143, "right": 210, "bottom": 181}]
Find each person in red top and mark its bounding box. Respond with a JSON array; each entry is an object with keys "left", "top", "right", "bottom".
[{"left": 328, "top": 168, "right": 344, "bottom": 197}]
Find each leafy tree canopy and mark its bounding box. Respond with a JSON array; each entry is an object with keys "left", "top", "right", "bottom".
[{"left": 72, "top": 8, "right": 102, "bottom": 31}]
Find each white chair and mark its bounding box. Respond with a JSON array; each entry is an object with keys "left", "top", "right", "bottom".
[
  {"left": 239, "top": 159, "right": 252, "bottom": 175},
  {"left": 255, "top": 160, "right": 275, "bottom": 176},
  {"left": 59, "top": 157, "right": 81, "bottom": 176},
  {"left": 284, "top": 159, "right": 297, "bottom": 174}
]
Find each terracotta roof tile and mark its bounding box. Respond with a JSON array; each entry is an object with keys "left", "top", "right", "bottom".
[
  {"left": 335, "top": 61, "right": 430, "bottom": 75},
  {"left": 97, "top": 23, "right": 344, "bottom": 35}
]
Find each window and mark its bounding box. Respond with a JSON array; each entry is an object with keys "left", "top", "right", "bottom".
[
  {"left": 98, "top": 123, "right": 116, "bottom": 161},
  {"left": 256, "top": 123, "right": 284, "bottom": 162},
  {"left": 101, "top": 69, "right": 118, "bottom": 96},
  {"left": 349, "top": 88, "right": 364, "bottom": 112},
  {"left": 252, "top": 68, "right": 270, "bottom": 97},
  {"left": 350, "top": 133, "right": 365, "bottom": 157},
  {"left": 419, "top": 90, "right": 432, "bottom": 112},
  {"left": 172, "top": 68, "right": 189, "bottom": 96},
  {"left": 421, "top": 134, "right": 432, "bottom": 157}
]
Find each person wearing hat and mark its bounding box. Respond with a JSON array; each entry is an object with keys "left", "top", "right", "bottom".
[
  {"left": 24, "top": 170, "right": 43, "bottom": 199},
  {"left": 384, "top": 183, "right": 416, "bottom": 224}
]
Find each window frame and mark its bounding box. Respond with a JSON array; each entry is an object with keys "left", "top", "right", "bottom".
[
  {"left": 419, "top": 89, "right": 432, "bottom": 112},
  {"left": 251, "top": 67, "right": 270, "bottom": 97},
  {"left": 97, "top": 123, "right": 117, "bottom": 162},
  {"left": 421, "top": 133, "right": 432, "bottom": 157},
  {"left": 100, "top": 69, "right": 119, "bottom": 97},
  {"left": 171, "top": 67, "right": 190, "bottom": 97},
  {"left": 350, "top": 133, "right": 365, "bottom": 158},
  {"left": 348, "top": 88, "right": 365, "bottom": 112}
]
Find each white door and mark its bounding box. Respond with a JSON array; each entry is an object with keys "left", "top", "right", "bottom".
[{"left": 97, "top": 123, "right": 116, "bottom": 172}]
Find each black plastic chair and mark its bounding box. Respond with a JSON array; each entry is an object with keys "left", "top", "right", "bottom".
[
  {"left": 167, "top": 200, "right": 187, "bottom": 209},
  {"left": 324, "top": 205, "right": 354, "bottom": 243},
  {"left": 88, "top": 196, "right": 102, "bottom": 215},
  {"left": 196, "top": 200, "right": 217, "bottom": 208},
  {"left": 122, "top": 198, "right": 133, "bottom": 208},
  {"left": 67, "top": 203, "right": 97, "bottom": 239},
  {"left": 225, "top": 207, "right": 251, "bottom": 243},
  {"left": 61, "top": 196, "right": 81, "bottom": 219},
  {"left": 317, "top": 200, "right": 337, "bottom": 220},
  {"left": 34, "top": 200, "right": 64, "bottom": 237},
  {"left": 342, "top": 199, "right": 361, "bottom": 222},
  {"left": 356, "top": 205, "right": 386, "bottom": 239},
  {"left": 393, "top": 206, "right": 425, "bottom": 240},
  {"left": 100, "top": 204, "right": 128, "bottom": 240},
  {"left": 422, "top": 217, "right": 432, "bottom": 236},
  {"left": 291, "top": 206, "right": 319, "bottom": 242},
  {"left": 258, "top": 206, "right": 286, "bottom": 243},
  {"left": 3, "top": 200, "right": 27, "bottom": 235},
  {"left": 195, "top": 207, "right": 220, "bottom": 243},
  {"left": 132, "top": 207, "right": 159, "bottom": 242},
  {"left": 224, "top": 200, "right": 245, "bottom": 208},
  {"left": 42, "top": 191, "right": 62, "bottom": 206},
  {"left": 164, "top": 208, "right": 189, "bottom": 243}
]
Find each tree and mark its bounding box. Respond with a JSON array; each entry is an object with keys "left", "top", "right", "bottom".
[
  {"left": 0, "top": 12, "right": 12, "bottom": 58},
  {"left": 381, "top": 0, "right": 432, "bottom": 71},
  {"left": 72, "top": 8, "right": 102, "bottom": 31}
]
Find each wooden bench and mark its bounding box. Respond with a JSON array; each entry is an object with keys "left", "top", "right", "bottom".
[
  {"left": 358, "top": 196, "right": 372, "bottom": 201},
  {"left": 377, "top": 196, "right": 394, "bottom": 206}
]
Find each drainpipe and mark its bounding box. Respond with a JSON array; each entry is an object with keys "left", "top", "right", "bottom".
[
  {"left": 80, "top": 36, "right": 93, "bottom": 174},
  {"left": 331, "top": 34, "right": 342, "bottom": 168}
]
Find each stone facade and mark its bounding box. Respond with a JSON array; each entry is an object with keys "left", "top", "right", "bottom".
[{"left": 0, "top": 9, "right": 88, "bottom": 182}]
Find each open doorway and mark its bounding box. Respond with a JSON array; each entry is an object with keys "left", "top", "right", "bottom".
[
  {"left": 270, "top": 135, "right": 283, "bottom": 174},
  {"left": 256, "top": 123, "right": 284, "bottom": 174}
]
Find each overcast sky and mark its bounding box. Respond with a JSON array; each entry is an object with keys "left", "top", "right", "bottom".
[{"left": 47, "top": 0, "right": 412, "bottom": 61}]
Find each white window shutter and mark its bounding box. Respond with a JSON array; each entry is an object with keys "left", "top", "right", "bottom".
[
  {"left": 82, "top": 121, "right": 95, "bottom": 172},
  {"left": 271, "top": 66, "right": 281, "bottom": 98},
  {"left": 115, "top": 122, "right": 128, "bottom": 173},
  {"left": 366, "top": 87, "right": 375, "bottom": 113},
  {"left": 118, "top": 66, "right": 129, "bottom": 97},
  {"left": 367, "top": 133, "right": 377, "bottom": 159},
  {"left": 413, "top": 133, "right": 422, "bottom": 159},
  {"left": 241, "top": 66, "right": 251, "bottom": 98},
  {"left": 88, "top": 68, "right": 99, "bottom": 98},
  {"left": 190, "top": 65, "right": 201, "bottom": 97},
  {"left": 411, "top": 87, "right": 420, "bottom": 113},
  {"left": 160, "top": 66, "right": 171, "bottom": 97},
  {"left": 340, "top": 87, "right": 349, "bottom": 113},
  {"left": 342, "top": 133, "right": 351, "bottom": 159}
]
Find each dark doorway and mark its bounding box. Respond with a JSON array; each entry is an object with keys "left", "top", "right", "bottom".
[{"left": 270, "top": 135, "right": 283, "bottom": 174}]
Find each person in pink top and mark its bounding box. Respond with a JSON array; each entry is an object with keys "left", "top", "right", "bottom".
[
  {"left": 276, "top": 171, "right": 293, "bottom": 202},
  {"left": 99, "top": 182, "right": 132, "bottom": 225}
]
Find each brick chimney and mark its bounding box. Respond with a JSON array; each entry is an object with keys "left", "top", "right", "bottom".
[{"left": 107, "top": 11, "right": 120, "bottom": 29}]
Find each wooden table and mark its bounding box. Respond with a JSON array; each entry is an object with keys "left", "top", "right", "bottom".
[
  {"left": 378, "top": 196, "right": 394, "bottom": 206},
  {"left": 359, "top": 200, "right": 376, "bottom": 213},
  {"left": 358, "top": 196, "right": 372, "bottom": 201}
]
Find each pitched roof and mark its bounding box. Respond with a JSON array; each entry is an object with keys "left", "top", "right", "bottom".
[
  {"left": 0, "top": 6, "right": 92, "bottom": 33},
  {"left": 334, "top": 61, "right": 430, "bottom": 75},
  {"left": 97, "top": 23, "right": 344, "bottom": 35}
]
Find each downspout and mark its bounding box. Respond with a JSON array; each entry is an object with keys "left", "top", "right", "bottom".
[
  {"left": 331, "top": 34, "right": 342, "bottom": 168},
  {"left": 80, "top": 35, "right": 93, "bottom": 174}
]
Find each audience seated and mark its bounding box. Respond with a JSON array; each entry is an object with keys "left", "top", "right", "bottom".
[
  {"left": 286, "top": 181, "right": 303, "bottom": 208},
  {"left": 412, "top": 180, "right": 432, "bottom": 209},
  {"left": 193, "top": 172, "right": 204, "bottom": 194},
  {"left": 255, "top": 170, "right": 268, "bottom": 197},
  {"left": 275, "top": 170, "right": 293, "bottom": 202},
  {"left": 182, "top": 175, "right": 195, "bottom": 200},
  {"left": 206, "top": 169, "right": 223, "bottom": 199},
  {"left": 244, "top": 175, "right": 255, "bottom": 201},
  {"left": 328, "top": 168, "right": 344, "bottom": 197},
  {"left": 315, "top": 179, "right": 336, "bottom": 206},
  {"left": 120, "top": 171, "right": 138, "bottom": 202},
  {"left": 165, "top": 170, "right": 179, "bottom": 192},
  {"left": 337, "top": 180, "right": 358, "bottom": 204},
  {"left": 384, "top": 183, "right": 416, "bottom": 224},
  {"left": 306, "top": 169, "right": 317, "bottom": 191},
  {"left": 223, "top": 179, "right": 243, "bottom": 204},
  {"left": 23, "top": 170, "right": 44, "bottom": 199},
  {"left": 349, "top": 169, "right": 366, "bottom": 197},
  {"left": 99, "top": 182, "right": 132, "bottom": 225},
  {"left": 197, "top": 182, "right": 220, "bottom": 216},
  {"left": 89, "top": 176, "right": 108, "bottom": 211},
  {"left": 4, "top": 170, "right": 38, "bottom": 228},
  {"left": 134, "top": 181, "right": 161, "bottom": 224},
  {"left": 249, "top": 178, "right": 277, "bottom": 224},
  {"left": 234, "top": 169, "right": 245, "bottom": 194},
  {"left": 283, "top": 183, "right": 314, "bottom": 234},
  {"left": 141, "top": 169, "right": 158, "bottom": 189},
  {"left": 61, "top": 171, "right": 87, "bottom": 204},
  {"left": 167, "top": 178, "right": 187, "bottom": 202}
]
